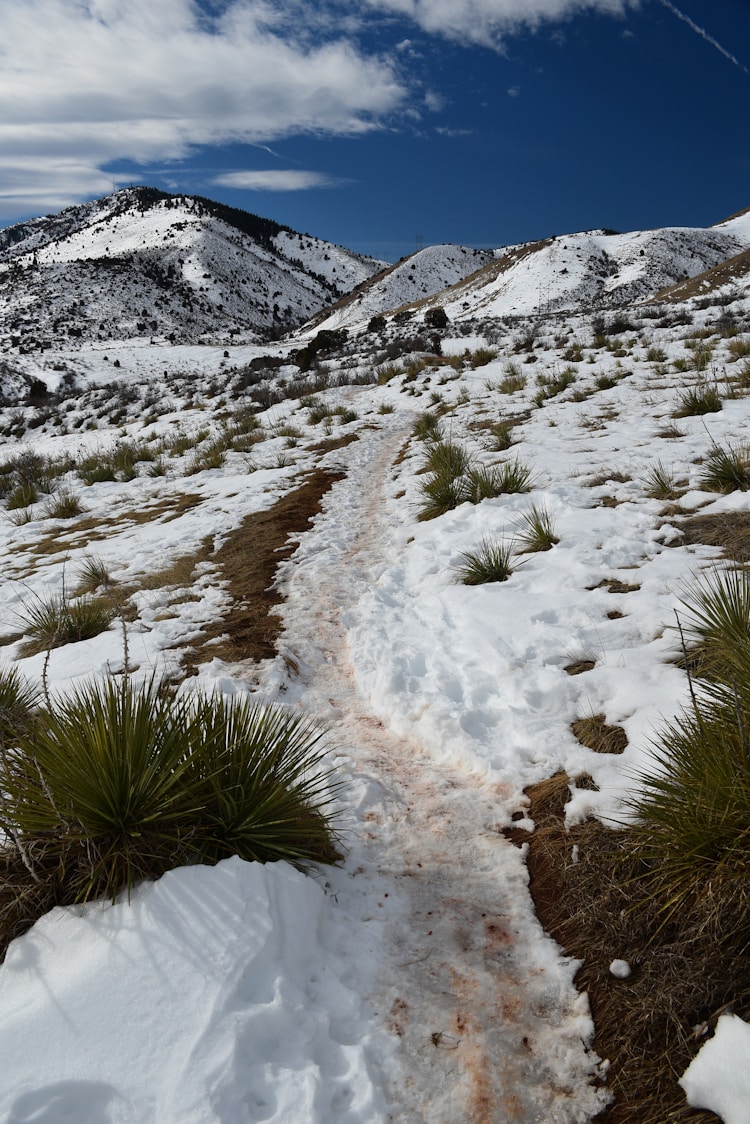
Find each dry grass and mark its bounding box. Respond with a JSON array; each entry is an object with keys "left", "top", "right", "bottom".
[
  {"left": 571, "top": 714, "right": 628, "bottom": 755},
  {"left": 182, "top": 469, "right": 344, "bottom": 671},
  {"left": 507, "top": 777, "right": 737, "bottom": 1122},
  {"left": 674, "top": 511, "right": 750, "bottom": 563}
]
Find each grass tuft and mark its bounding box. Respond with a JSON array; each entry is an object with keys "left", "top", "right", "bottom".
[
  {"left": 699, "top": 441, "right": 750, "bottom": 493},
  {"left": 455, "top": 537, "right": 515, "bottom": 584},
  {"left": 513, "top": 503, "right": 559, "bottom": 552}
]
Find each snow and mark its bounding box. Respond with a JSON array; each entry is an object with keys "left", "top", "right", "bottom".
[
  {"left": 0, "top": 857, "right": 388, "bottom": 1124},
  {"left": 679, "top": 1014, "right": 750, "bottom": 1124},
  {"left": 608, "top": 960, "right": 631, "bottom": 980},
  {"left": 0, "top": 204, "right": 749, "bottom": 1116}
]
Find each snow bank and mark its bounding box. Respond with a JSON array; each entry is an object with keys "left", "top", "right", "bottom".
[
  {"left": 679, "top": 1014, "right": 750, "bottom": 1124},
  {"left": 0, "top": 858, "right": 387, "bottom": 1124}
]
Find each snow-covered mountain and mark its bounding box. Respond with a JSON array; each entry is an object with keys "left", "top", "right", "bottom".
[
  {"left": 306, "top": 243, "right": 494, "bottom": 333},
  {"left": 0, "top": 188, "right": 385, "bottom": 349},
  {"left": 409, "top": 218, "right": 750, "bottom": 325}
]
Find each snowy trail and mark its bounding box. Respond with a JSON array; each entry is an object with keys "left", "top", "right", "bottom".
[{"left": 270, "top": 420, "right": 606, "bottom": 1123}]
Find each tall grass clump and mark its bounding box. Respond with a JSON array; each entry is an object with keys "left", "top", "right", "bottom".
[
  {"left": 673, "top": 379, "right": 722, "bottom": 417},
  {"left": 644, "top": 460, "right": 679, "bottom": 500},
  {"left": 0, "top": 679, "right": 341, "bottom": 908},
  {"left": 673, "top": 566, "right": 750, "bottom": 682},
  {"left": 699, "top": 440, "right": 750, "bottom": 493},
  {"left": 16, "top": 587, "right": 117, "bottom": 656},
  {"left": 514, "top": 503, "right": 559, "bottom": 552},
  {"left": 455, "top": 537, "right": 515, "bottom": 585}
]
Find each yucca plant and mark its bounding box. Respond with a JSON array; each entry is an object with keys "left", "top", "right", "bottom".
[
  {"left": 184, "top": 693, "right": 341, "bottom": 868},
  {"left": 423, "top": 438, "right": 471, "bottom": 478},
  {"left": 674, "top": 379, "right": 722, "bottom": 417},
  {"left": 514, "top": 503, "right": 559, "bottom": 552},
  {"left": 644, "top": 460, "right": 678, "bottom": 500},
  {"left": 0, "top": 678, "right": 341, "bottom": 904},
  {"left": 495, "top": 457, "right": 534, "bottom": 494},
  {"left": 417, "top": 470, "right": 470, "bottom": 521},
  {"left": 465, "top": 465, "right": 504, "bottom": 503},
  {"left": 699, "top": 441, "right": 750, "bottom": 493},
  {"left": 625, "top": 693, "right": 750, "bottom": 946},
  {"left": 17, "top": 587, "right": 117, "bottom": 656},
  {"left": 0, "top": 666, "right": 39, "bottom": 746},
  {"left": 673, "top": 567, "right": 750, "bottom": 683},
  {"left": 412, "top": 411, "right": 443, "bottom": 443},
  {"left": 455, "top": 537, "right": 516, "bottom": 585},
  {"left": 76, "top": 555, "right": 115, "bottom": 595}
]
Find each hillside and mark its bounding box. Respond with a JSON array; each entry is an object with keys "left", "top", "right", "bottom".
[{"left": 0, "top": 187, "right": 385, "bottom": 351}]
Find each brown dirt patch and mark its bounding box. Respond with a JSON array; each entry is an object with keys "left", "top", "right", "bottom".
[
  {"left": 564, "top": 659, "right": 596, "bottom": 676},
  {"left": 182, "top": 468, "right": 344, "bottom": 671},
  {"left": 507, "top": 777, "right": 747, "bottom": 1122},
  {"left": 672, "top": 511, "right": 750, "bottom": 563}
]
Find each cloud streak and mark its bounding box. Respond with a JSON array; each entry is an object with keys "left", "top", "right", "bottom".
[{"left": 658, "top": 0, "right": 748, "bottom": 74}]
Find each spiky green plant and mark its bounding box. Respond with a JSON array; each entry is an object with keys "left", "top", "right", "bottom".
[
  {"left": 417, "top": 471, "right": 470, "bottom": 521},
  {"left": 455, "top": 537, "right": 516, "bottom": 585},
  {"left": 76, "top": 555, "right": 115, "bottom": 595},
  {"left": 625, "top": 692, "right": 750, "bottom": 946},
  {"left": 644, "top": 460, "right": 678, "bottom": 500},
  {"left": 674, "top": 380, "right": 722, "bottom": 417},
  {"left": 0, "top": 678, "right": 341, "bottom": 904},
  {"left": 17, "top": 588, "right": 117, "bottom": 656},
  {"left": 699, "top": 441, "right": 750, "bottom": 493},
  {"left": 0, "top": 666, "right": 39, "bottom": 746},
  {"left": 514, "top": 503, "right": 559, "bottom": 552},
  {"left": 412, "top": 411, "right": 443, "bottom": 443},
  {"left": 495, "top": 457, "right": 534, "bottom": 494},
  {"left": 465, "top": 465, "right": 504, "bottom": 503},
  {"left": 673, "top": 567, "right": 750, "bottom": 683},
  {"left": 423, "top": 438, "right": 471, "bottom": 477}
]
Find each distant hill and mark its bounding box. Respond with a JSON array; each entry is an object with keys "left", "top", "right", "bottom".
[{"left": 0, "top": 188, "right": 385, "bottom": 350}]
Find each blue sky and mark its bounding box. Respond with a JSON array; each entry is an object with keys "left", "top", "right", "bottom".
[{"left": 0, "top": 0, "right": 748, "bottom": 261}]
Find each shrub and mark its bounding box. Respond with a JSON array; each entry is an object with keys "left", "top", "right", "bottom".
[
  {"left": 498, "top": 363, "right": 526, "bottom": 394},
  {"left": 423, "top": 438, "right": 471, "bottom": 478},
  {"left": 417, "top": 470, "right": 470, "bottom": 521},
  {"left": 0, "top": 679, "right": 341, "bottom": 904},
  {"left": 699, "top": 441, "right": 750, "bottom": 493},
  {"left": 534, "top": 366, "right": 576, "bottom": 405},
  {"left": 486, "top": 421, "right": 516, "bottom": 451},
  {"left": 412, "top": 411, "right": 443, "bottom": 443},
  {"left": 514, "top": 503, "right": 559, "bottom": 552},
  {"left": 728, "top": 338, "right": 750, "bottom": 360},
  {"left": 425, "top": 306, "right": 448, "bottom": 329},
  {"left": 455, "top": 537, "right": 515, "bottom": 584},
  {"left": 467, "top": 347, "right": 498, "bottom": 368},
  {"left": 5, "top": 483, "right": 38, "bottom": 510},
  {"left": 646, "top": 346, "right": 667, "bottom": 363},
  {"left": 465, "top": 465, "right": 504, "bottom": 503}
]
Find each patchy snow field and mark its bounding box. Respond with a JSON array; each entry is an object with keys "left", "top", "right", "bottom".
[{"left": 1, "top": 285, "right": 749, "bottom": 1120}]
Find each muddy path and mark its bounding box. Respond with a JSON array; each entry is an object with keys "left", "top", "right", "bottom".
[{"left": 260, "top": 419, "right": 606, "bottom": 1123}]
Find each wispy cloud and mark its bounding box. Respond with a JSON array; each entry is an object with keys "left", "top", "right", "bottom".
[
  {"left": 213, "top": 170, "right": 350, "bottom": 191},
  {"left": 359, "top": 0, "right": 634, "bottom": 48},
  {"left": 658, "top": 0, "right": 748, "bottom": 74}
]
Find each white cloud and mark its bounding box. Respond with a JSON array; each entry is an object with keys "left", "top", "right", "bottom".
[
  {"left": 507, "top": 85, "right": 521, "bottom": 96},
  {"left": 213, "top": 170, "right": 349, "bottom": 191},
  {"left": 0, "top": 0, "right": 405, "bottom": 218},
  {"left": 360, "top": 0, "right": 636, "bottom": 47}
]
